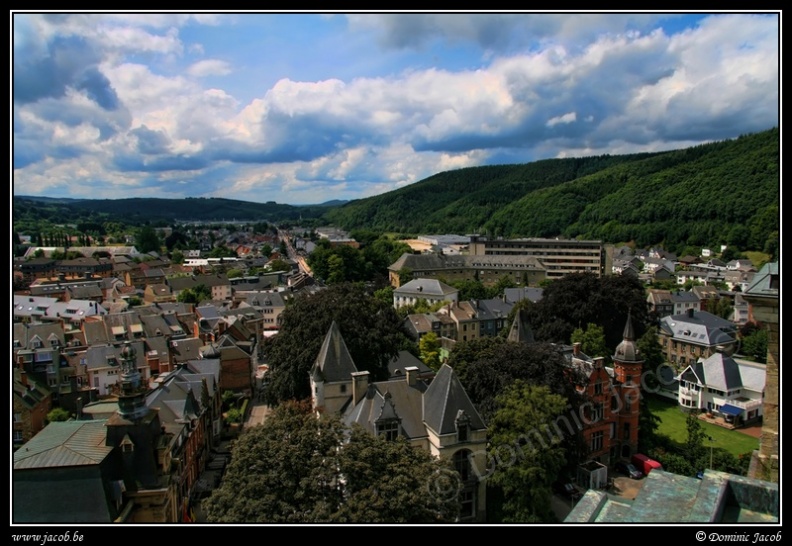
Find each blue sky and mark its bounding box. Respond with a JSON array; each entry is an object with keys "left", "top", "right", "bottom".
[{"left": 12, "top": 12, "right": 779, "bottom": 205}]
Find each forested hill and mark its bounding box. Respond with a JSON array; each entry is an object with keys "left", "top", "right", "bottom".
[
  {"left": 325, "top": 128, "right": 779, "bottom": 254},
  {"left": 12, "top": 196, "right": 338, "bottom": 229}
]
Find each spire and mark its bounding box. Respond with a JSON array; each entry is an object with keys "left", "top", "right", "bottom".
[
  {"left": 311, "top": 321, "right": 358, "bottom": 382},
  {"left": 622, "top": 310, "right": 635, "bottom": 341},
  {"left": 613, "top": 312, "right": 641, "bottom": 363},
  {"left": 507, "top": 310, "right": 535, "bottom": 344}
]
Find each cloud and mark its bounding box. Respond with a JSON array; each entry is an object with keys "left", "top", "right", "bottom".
[
  {"left": 187, "top": 59, "right": 232, "bottom": 77},
  {"left": 12, "top": 12, "right": 779, "bottom": 205},
  {"left": 546, "top": 112, "right": 577, "bottom": 128}
]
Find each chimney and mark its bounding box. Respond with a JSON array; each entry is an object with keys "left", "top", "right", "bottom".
[
  {"left": 594, "top": 357, "right": 605, "bottom": 369},
  {"left": 573, "top": 342, "right": 581, "bottom": 356},
  {"left": 405, "top": 366, "right": 419, "bottom": 386},
  {"left": 20, "top": 370, "right": 29, "bottom": 388},
  {"left": 351, "top": 371, "right": 369, "bottom": 405}
]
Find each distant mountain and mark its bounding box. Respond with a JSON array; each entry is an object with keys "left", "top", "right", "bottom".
[
  {"left": 14, "top": 195, "right": 86, "bottom": 204},
  {"left": 324, "top": 128, "right": 779, "bottom": 254},
  {"left": 12, "top": 196, "right": 341, "bottom": 227}
]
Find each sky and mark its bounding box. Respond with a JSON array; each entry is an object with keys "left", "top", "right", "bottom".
[{"left": 12, "top": 11, "right": 780, "bottom": 205}]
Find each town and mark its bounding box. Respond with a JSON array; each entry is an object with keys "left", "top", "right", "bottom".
[
  {"left": 12, "top": 222, "right": 779, "bottom": 523},
  {"left": 11, "top": 11, "right": 779, "bottom": 528}
]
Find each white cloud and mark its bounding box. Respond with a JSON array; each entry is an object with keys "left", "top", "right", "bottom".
[
  {"left": 546, "top": 112, "right": 577, "bottom": 127},
  {"left": 187, "top": 59, "right": 233, "bottom": 77}
]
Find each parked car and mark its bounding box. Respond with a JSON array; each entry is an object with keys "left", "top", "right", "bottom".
[
  {"left": 553, "top": 481, "right": 582, "bottom": 501},
  {"left": 615, "top": 461, "right": 643, "bottom": 479}
]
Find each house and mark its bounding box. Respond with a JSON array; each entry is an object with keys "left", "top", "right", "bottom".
[
  {"left": 310, "top": 322, "right": 488, "bottom": 521},
  {"left": 13, "top": 369, "right": 52, "bottom": 446},
  {"left": 557, "top": 317, "right": 642, "bottom": 469},
  {"left": 437, "top": 301, "right": 480, "bottom": 342},
  {"left": 14, "top": 344, "right": 179, "bottom": 523},
  {"left": 658, "top": 309, "right": 738, "bottom": 370},
  {"left": 393, "top": 278, "right": 459, "bottom": 309},
  {"left": 676, "top": 352, "right": 765, "bottom": 425},
  {"left": 403, "top": 312, "right": 457, "bottom": 342},
  {"left": 726, "top": 259, "right": 755, "bottom": 271},
  {"left": 692, "top": 285, "right": 720, "bottom": 313}
]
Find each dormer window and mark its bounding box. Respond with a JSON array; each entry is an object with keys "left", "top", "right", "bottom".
[
  {"left": 455, "top": 410, "right": 471, "bottom": 443},
  {"left": 376, "top": 420, "right": 399, "bottom": 441}
]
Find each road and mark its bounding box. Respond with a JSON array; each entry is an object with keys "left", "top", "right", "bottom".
[{"left": 278, "top": 228, "right": 313, "bottom": 276}]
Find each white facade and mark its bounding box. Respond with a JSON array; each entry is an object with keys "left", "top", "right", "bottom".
[{"left": 676, "top": 354, "right": 765, "bottom": 424}]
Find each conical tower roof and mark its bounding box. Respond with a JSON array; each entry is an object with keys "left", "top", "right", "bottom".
[{"left": 613, "top": 312, "right": 641, "bottom": 362}]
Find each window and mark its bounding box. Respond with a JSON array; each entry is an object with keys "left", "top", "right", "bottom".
[
  {"left": 591, "top": 403, "right": 604, "bottom": 422},
  {"left": 594, "top": 382, "right": 603, "bottom": 395},
  {"left": 13, "top": 431, "right": 24, "bottom": 443},
  {"left": 623, "top": 423, "right": 631, "bottom": 441},
  {"left": 590, "top": 431, "right": 604, "bottom": 452},
  {"left": 453, "top": 450, "right": 473, "bottom": 482},
  {"left": 377, "top": 420, "right": 399, "bottom": 441},
  {"left": 339, "top": 384, "right": 347, "bottom": 394},
  {"left": 14, "top": 413, "right": 22, "bottom": 423},
  {"left": 610, "top": 422, "right": 616, "bottom": 439},
  {"left": 459, "top": 490, "right": 475, "bottom": 519}
]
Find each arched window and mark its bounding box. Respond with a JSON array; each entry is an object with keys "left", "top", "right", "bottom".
[{"left": 453, "top": 449, "right": 473, "bottom": 482}]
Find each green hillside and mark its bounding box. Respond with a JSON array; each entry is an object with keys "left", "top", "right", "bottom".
[{"left": 325, "top": 128, "right": 779, "bottom": 254}]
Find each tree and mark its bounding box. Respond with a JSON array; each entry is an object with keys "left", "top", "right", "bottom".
[
  {"left": 636, "top": 327, "right": 664, "bottom": 452},
  {"left": 487, "top": 382, "right": 570, "bottom": 522},
  {"left": 570, "top": 322, "right": 608, "bottom": 360},
  {"left": 136, "top": 226, "right": 161, "bottom": 253},
  {"left": 683, "top": 410, "right": 707, "bottom": 469},
  {"left": 226, "top": 268, "right": 244, "bottom": 279},
  {"left": 46, "top": 407, "right": 71, "bottom": 422},
  {"left": 263, "top": 283, "right": 413, "bottom": 404},
  {"left": 203, "top": 400, "right": 459, "bottom": 523},
  {"left": 267, "top": 258, "right": 292, "bottom": 273},
  {"left": 447, "top": 337, "right": 582, "bottom": 424},
  {"left": 714, "top": 296, "right": 734, "bottom": 320},
  {"left": 209, "top": 245, "right": 236, "bottom": 258},
  {"left": 740, "top": 326, "right": 768, "bottom": 363},
  {"left": 177, "top": 284, "right": 212, "bottom": 304},
  {"left": 520, "top": 272, "right": 649, "bottom": 351},
  {"left": 419, "top": 332, "right": 442, "bottom": 371},
  {"left": 397, "top": 267, "right": 413, "bottom": 286}
]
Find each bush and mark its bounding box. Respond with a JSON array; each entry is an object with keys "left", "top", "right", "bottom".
[
  {"left": 226, "top": 408, "right": 242, "bottom": 424},
  {"left": 47, "top": 407, "right": 71, "bottom": 422}
]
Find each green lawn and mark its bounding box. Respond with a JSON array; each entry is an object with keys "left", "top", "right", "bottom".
[{"left": 646, "top": 395, "right": 759, "bottom": 457}]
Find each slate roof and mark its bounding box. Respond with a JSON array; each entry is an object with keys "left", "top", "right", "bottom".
[
  {"left": 388, "top": 350, "right": 433, "bottom": 378},
  {"left": 659, "top": 310, "right": 737, "bottom": 347},
  {"left": 745, "top": 262, "right": 779, "bottom": 299},
  {"left": 423, "top": 364, "right": 486, "bottom": 435},
  {"left": 395, "top": 278, "right": 458, "bottom": 297},
  {"left": 507, "top": 313, "right": 535, "bottom": 344},
  {"left": 171, "top": 338, "right": 204, "bottom": 363},
  {"left": 343, "top": 380, "right": 428, "bottom": 439},
  {"left": 680, "top": 353, "right": 766, "bottom": 393},
  {"left": 14, "top": 420, "right": 113, "bottom": 469},
  {"left": 311, "top": 321, "right": 358, "bottom": 383}
]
